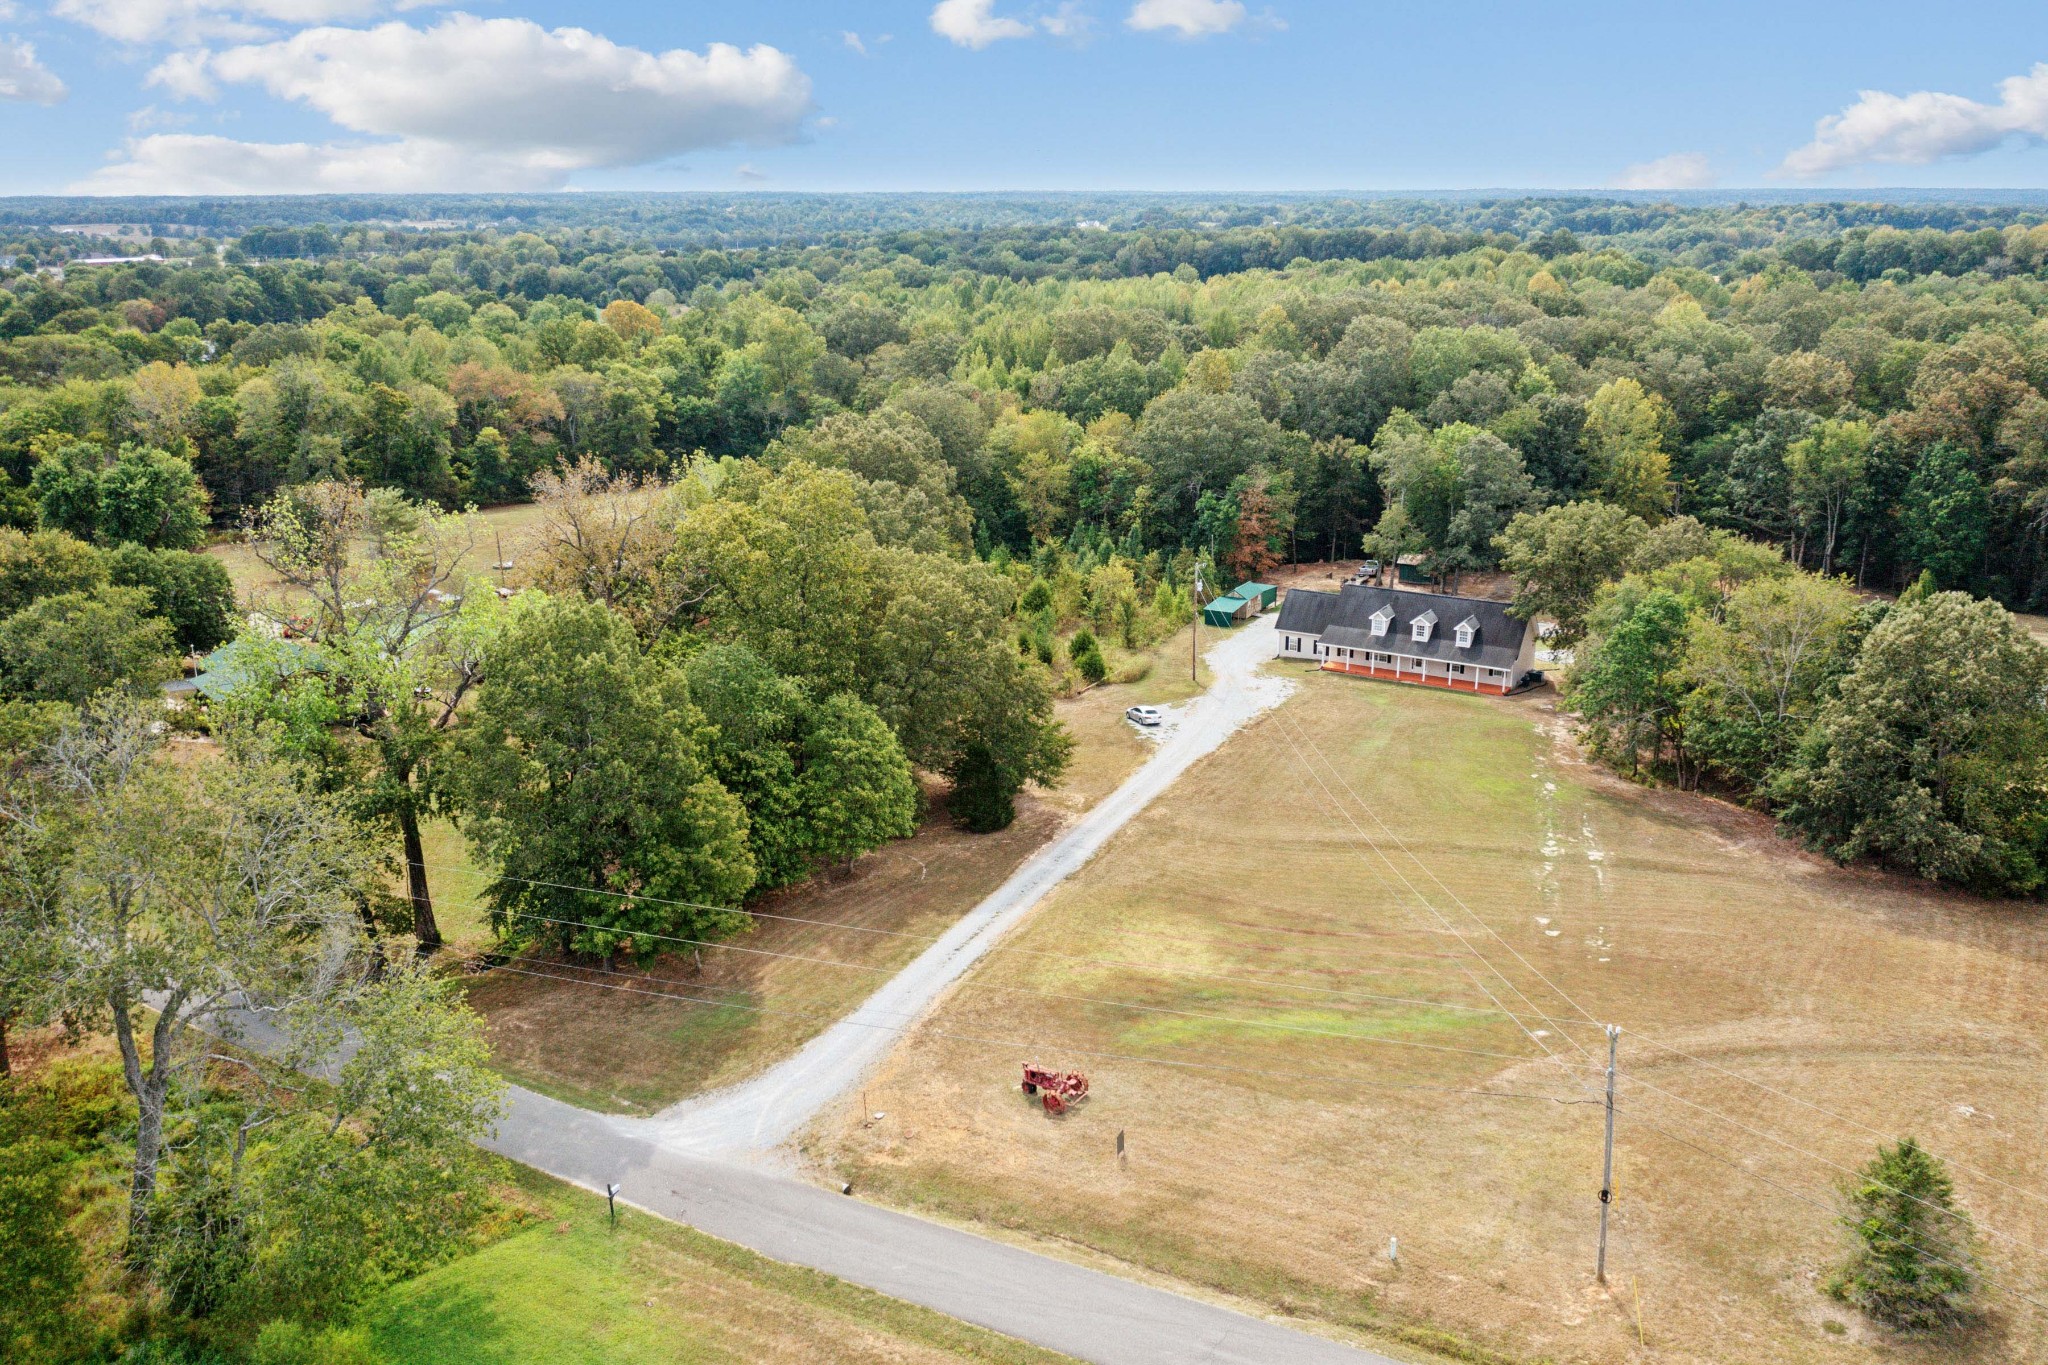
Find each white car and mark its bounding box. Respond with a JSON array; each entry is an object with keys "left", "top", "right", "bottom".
[{"left": 1125, "top": 705, "right": 1164, "bottom": 727}]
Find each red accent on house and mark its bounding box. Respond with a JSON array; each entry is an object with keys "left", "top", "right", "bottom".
[{"left": 1319, "top": 659, "right": 1510, "bottom": 695}]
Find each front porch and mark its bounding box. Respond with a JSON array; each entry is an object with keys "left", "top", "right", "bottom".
[{"left": 1318, "top": 655, "right": 1511, "bottom": 695}]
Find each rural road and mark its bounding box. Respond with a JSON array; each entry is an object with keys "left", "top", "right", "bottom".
[
  {"left": 227, "top": 614, "right": 1400, "bottom": 1362},
  {"left": 629, "top": 612, "right": 1295, "bottom": 1161},
  {"left": 483, "top": 614, "right": 1411, "bottom": 1362},
  {"left": 487, "top": 1073, "right": 1397, "bottom": 1365}
]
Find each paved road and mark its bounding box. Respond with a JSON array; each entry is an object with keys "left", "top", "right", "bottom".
[
  {"left": 221, "top": 616, "right": 1401, "bottom": 1362},
  {"left": 629, "top": 614, "right": 1295, "bottom": 1161},
  {"left": 488, "top": 1084, "right": 1397, "bottom": 1365}
]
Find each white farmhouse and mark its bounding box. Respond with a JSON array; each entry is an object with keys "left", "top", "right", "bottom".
[{"left": 1274, "top": 584, "right": 1539, "bottom": 696}]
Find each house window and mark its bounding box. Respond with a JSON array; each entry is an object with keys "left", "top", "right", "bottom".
[
  {"left": 1451, "top": 664, "right": 1467, "bottom": 674},
  {"left": 1455, "top": 626, "right": 1474, "bottom": 648},
  {"left": 1411, "top": 621, "right": 1429, "bottom": 642},
  {"left": 1370, "top": 608, "right": 1393, "bottom": 638}
]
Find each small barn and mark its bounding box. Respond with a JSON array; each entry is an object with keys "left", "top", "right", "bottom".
[
  {"left": 1200, "top": 581, "right": 1277, "bottom": 628},
  {"left": 1201, "top": 592, "right": 1250, "bottom": 628},
  {"left": 1232, "top": 581, "right": 1277, "bottom": 612}
]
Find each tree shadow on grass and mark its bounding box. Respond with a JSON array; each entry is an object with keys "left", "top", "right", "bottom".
[{"left": 362, "top": 1281, "right": 517, "bottom": 1365}]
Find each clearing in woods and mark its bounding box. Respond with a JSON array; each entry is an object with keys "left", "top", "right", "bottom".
[
  {"left": 203, "top": 500, "right": 549, "bottom": 601},
  {"left": 817, "top": 668, "right": 2048, "bottom": 1365},
  {"left": 355, "top": 1167, "right": 1078, "bottom": 1365}
]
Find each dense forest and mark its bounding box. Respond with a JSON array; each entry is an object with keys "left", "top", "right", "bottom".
[
  {"left": 7, "top": 197, "right": 2048, "bottom": 602},
  {"left": 1, "top": 195, "right": 2047, "bottom": 1358},
  {"left": 1, "top": 196, "right": 2047, "bottom": 899}
]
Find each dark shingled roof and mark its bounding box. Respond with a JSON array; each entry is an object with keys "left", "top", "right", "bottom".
[{"left": 1276, "top": 585, "right": 1530, "bottom": 671}]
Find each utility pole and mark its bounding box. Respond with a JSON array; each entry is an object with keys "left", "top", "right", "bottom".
[{"left": 1596, "top": 1024, "right": 1619, "bottom": 1285}]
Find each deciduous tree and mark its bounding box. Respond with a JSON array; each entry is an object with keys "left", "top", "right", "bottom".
[
  {"left": 1773, "top": 592, "right": 2048, "bottom": 895},
  {"left": 1495, "top": 501, "right": 1649, "bottom": 646},
  {"left": 452, "top": 596, "right": 754, "bottom": 961}
]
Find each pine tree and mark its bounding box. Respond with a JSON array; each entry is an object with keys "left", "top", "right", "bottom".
[{"left": 1830, "top": 1138, "right": 1979, "bottom": 1330}]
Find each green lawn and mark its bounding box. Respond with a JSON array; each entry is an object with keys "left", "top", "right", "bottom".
[{"left": 358, "top": 1170, "right": 1076, "bottom": 1365}]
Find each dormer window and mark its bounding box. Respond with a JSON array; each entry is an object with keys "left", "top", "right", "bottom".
[
  {"left": 1455, "top": 615, "right": 1478, "bottom": 649},
  {"left": 1369, "top": 607, "right": 1394, "bottom": 638},
  {"left": 1411, "top": 609, "right": 1437, "bottom": 644}
]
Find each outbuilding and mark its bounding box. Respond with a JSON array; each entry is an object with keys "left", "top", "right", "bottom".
[
  {"left": 1200, "top": 581, "right": 1277, "bottom": 628},
  {"left": 1231, "top": 581, "right": 1277, "bottom": 612},
  {"left": 1201, "top": 592, "right": 1250, "bottom": 628}
]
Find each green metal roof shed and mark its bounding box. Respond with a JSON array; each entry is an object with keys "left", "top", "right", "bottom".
[
  {"left": 1202, "top": 593, "right": 1248, "bottom": 628},
  {"left": 1232, "top": 582, "right": 1277, "bottom": 612}
]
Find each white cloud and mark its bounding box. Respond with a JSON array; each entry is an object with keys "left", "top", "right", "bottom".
[
  {"left": 1781, "top": 63, "right": 2048, "bottom": 177},
  {"left": 79, "top": 14, "right": 813, "bottom": 193},
  {"left": 929, "top": 0, "right": 1034, "bottom": 49},
  {"left": 1126, "top": 0, "right": 1245, "bottom": 36},
  {"left": 1612, "top": 151, "right": 1716, "bottom": 190},
  {"left": 76, "top": 134, "right": 541, "bottom": 194},
  {"left": 127, "top": 102, "right": 196, "bottom": 131},
  {"left": 147, "top": 49, "right": 218, "bottom": 100},
  {"left": 735, "top": 163, "right": 768, "bottom": 183},
  {"left": 50, "top": 0, "right": 422, "bottom": 45},
  {"left": 0, "top": 36, "right": 66, "bottom": 104},
  {"left": 841, "top": 30, "right": 866, "bottom": 55},
  {"left": 1041, "top": 2, "right": 1093, "bottom": 39}
]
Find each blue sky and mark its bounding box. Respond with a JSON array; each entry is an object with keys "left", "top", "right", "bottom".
[{"left": 4, "top": 0, "right": 2048, "bottom": 195}]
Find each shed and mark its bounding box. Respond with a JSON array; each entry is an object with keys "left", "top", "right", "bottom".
[
  {"left": 1395, "top": 554, "right": 1434, "bottom": 586},
  {"left": 162, "top": 638, "right": 322, "bottom": 702},
  {"left": 1202, "top": 592, "right": 1249, "bottom": 628},
  {"left": 1231, "top": 582, "right": 1277, "bottom": 613}
]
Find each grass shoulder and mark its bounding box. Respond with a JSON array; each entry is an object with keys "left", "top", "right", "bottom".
[{"left": 358, "top": 1165, "right": 1079, "bottom": 1365}]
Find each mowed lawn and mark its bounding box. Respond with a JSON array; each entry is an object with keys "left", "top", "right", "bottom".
[
  {"left": 819, "top": 670, "right": 2048, "bottom": 1365},
  {"left": 448, "top": 624, "right": 1208, "bottom": 1114},
  {"left": 357, "top": 1170, "right": 1075, "bottom": 1365}
]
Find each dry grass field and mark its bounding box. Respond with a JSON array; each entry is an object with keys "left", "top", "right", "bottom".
[
  {"left": 814, "top": 670, "right": 2048, "bottom": 1365},
  {"left": 459, "top": 787, "right": 1065, "bottom": 1113},
  {"left": 447, "top": 623, "right": 1211, "bottom": 1112},
  {"left": 203, "top": 500, "right": 549, "bottom": 602}
]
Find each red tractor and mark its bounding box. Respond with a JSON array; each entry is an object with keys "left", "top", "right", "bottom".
[{"left": 1020, "top": 1063, "right": 1089, "bottom": 1115}]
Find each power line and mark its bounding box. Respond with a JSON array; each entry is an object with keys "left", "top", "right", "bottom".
[
  {"left": 1614, "top": 1078, "right": 2039, "bottom": 1257},
  {"left": 423, "top": 857, "right": 1514, "bottom": 993},
  {"left": 468, "top": 954, "right": 1600, "bottom": 1108},
  {"left": 1268, "top": 704, "right": 1608, "bottom": 1068},
  {"left": 1619, "top": 1028, "right": 2048, "bottom": 1215},
  {"left": 1260, "top": 675, "right": 2048, "bottom": 1243},
  {"left": 1617, "top": 1105, "right": 2048, "bottom": 1316},
  {"left": 1262, "top": 706, "right": 1608, "bottom": 1104},
  {"left": 480, "top": 904, "right": 1592, "bottom": 1073},
  {"left": 427, "top": 633, "right": 2048, "bottom": 1283}
]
